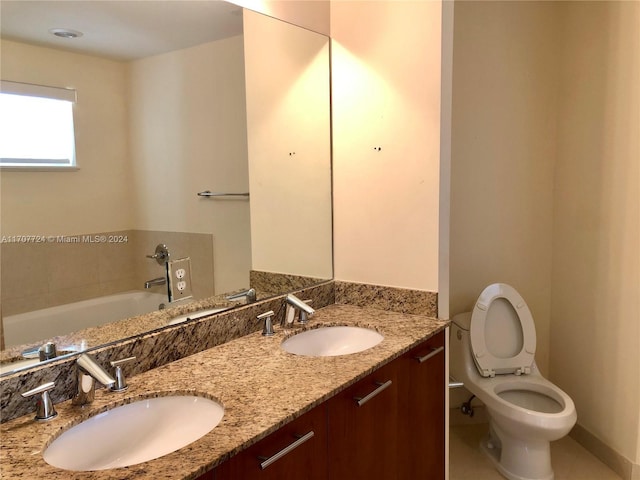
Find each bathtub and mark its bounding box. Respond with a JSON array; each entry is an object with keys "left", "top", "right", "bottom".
[{"left": 3, "top": 291, "right": 167, "bottom": 348}]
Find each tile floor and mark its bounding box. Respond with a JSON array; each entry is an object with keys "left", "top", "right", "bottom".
[{"left": 450, "top": 423, "right": 622, "bottom": 480}]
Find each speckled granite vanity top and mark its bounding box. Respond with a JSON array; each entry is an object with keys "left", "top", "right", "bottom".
[{"left": 0, "top": 304, "right": 448, "bottom": 480}]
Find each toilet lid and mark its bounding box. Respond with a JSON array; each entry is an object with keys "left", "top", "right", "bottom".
[{"left": 470, "top": 283, "right": 536, "bottom": 377}]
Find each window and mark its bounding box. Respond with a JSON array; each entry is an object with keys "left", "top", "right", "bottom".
[{"left": 0, "top": 80, "right": 77, "bottom": 169}]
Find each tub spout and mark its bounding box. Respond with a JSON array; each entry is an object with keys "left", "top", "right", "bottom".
[{"left": 144, "top": 277, "right": 166, "bottom": 289}]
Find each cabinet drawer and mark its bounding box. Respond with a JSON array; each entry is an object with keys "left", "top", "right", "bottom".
[
  {"left": 215, "top": 403, "right": 327, "bottom": 480},
  {"left": 328, "top": 361, "right": 399, "bottom": 480}
]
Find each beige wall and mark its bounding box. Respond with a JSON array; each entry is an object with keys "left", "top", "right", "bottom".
[
  {"left": 331, "top": 0, "right": 441, "bottom": 292},
  {"left": 243, "top": 9, "right": 332, "bottom": 279},
  {"left": 128, "top": 35, "right": 251, "bottom": 295},
  {"left": 450, "top": 0, "right": 640, "bottom": 472},
  {"left": 551, "top": 0, "right": 640, "bottom": 469},
  {"left": 0, "top": 40, "right": 133, "bottom": 235},
  {"left": 450, "top": 1, "right": 558, "bottom": 375},
  {"left": 0, "top": 229, "right": 216, "bottom": 321}
]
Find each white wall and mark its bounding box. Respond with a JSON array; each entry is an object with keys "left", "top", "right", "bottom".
[
  {"left": 551, "top": 0, "right": 640, "bottom": 470},
  {"left": 0, "top": 40, "right": 132, "bottom": 235},
  {"left": 230, "top": 0, "right": 330, "bottom": 36},
  {"left": 128, "top": 35, "right": 252, "bottom": 294},
  {"left": 331, "top": 0, "right": 442, "bottom": 292}
]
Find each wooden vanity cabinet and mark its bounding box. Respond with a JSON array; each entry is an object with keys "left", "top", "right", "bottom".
[
  {"left": 396, "top": 330, "right": 446, "bottom": 479},
  {"left": 203, "top": 330, "right": 446, "bottom": 480},
  {"left": 327, "top": 360, "right": 399, "bottom": 480},
  {"left": 326, "top": 330, "right": 445, "bottom": 480},
  {"left": 215, "top": 403, "right": 327, "bottom": 480}
]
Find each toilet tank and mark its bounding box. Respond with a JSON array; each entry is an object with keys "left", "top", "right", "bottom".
[{"left": 449, "top": 313, "right": 476, "bottom": 384}]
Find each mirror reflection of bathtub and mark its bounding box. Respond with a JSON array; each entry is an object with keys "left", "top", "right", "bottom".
[{"left": 3, "top": 291, "right": 168, "bottom": 348}]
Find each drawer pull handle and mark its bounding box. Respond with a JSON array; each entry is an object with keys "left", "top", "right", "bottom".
[
  {"left": 259, "top": 431, "right": 315, "bottom": 469},
  {"left": 354, "top": 380, "right": 393, "bottom": 407},
  {"left": 415, "top": 346, "right": 444, "bottom": 363}
]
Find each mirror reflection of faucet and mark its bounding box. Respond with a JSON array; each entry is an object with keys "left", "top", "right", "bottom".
[
  {"left": 20, "top": 342, "right": 86, "bottom": 361},
  {"left": 144, "top": 277, "right": 166, "bottom": 289},
  {"left": 144, "top": 243, "right": 171, "bottom": 301},
  {"left": 146, "top": 244, "right": 170, "bottom": 265},
  {"left": 226, "top": 288, "right": 257, "bottom": 304}
]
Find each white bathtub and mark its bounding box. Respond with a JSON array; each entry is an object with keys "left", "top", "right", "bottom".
[{"left": 3, "top": 291, "right": 167, "bottom": 348}]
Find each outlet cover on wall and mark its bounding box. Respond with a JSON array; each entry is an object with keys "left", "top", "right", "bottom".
[{"left": 166, "top": 257, "right": 193, "bottom": 302}]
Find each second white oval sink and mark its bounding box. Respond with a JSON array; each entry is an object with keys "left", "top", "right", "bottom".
[
  {"left": 282, "top": 326, "right": 383, "bottom": 357},
  {"left": 43, "top": 395, "right": 224, "bottom": 471}
]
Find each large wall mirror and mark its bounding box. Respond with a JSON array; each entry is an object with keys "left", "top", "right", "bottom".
[{"left": 0, "top": 1, "right": 332, "bottom": 375}]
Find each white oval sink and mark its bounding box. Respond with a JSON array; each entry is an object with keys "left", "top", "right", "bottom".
[
  {"left": 282, "top": 326, "right": 383, "bottom": 357},
  {"left": 43, "top": 395, "right": 224, "bottom": 471}
]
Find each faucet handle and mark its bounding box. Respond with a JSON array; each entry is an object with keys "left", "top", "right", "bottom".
[
  {"left": 21, "top": 381, "right": 58, "bottom": 421},
  {"left": 110, "top": 356, "right": 136, "bottom": 392},
  {"left": 146, "top": 244, "right": 170, "bottom": 265},
  {"left": 257, "top": 310, "right": 275, "bottom": 337}
]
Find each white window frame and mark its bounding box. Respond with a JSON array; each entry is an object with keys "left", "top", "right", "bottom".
[{"left": 0, "top": 80, "right": 78, "bottom": 171}]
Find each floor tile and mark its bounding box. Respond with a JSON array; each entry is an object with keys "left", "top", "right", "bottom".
[{"left": 450, "top": 424, "right": 622, "bottom": 480}]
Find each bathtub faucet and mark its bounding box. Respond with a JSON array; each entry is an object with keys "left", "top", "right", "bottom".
[
  {"left": 72, "top": 354, "right": 116, "bottom": 406},
  {"left": 144, "top": 277, "right": 166, "bottom": 289}
]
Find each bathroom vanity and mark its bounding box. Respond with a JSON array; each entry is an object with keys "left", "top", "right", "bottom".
[
  {"left": 212, "top": 330, "right": 445, "bottom": 480},
  {"left": 0, "top": 304, "right": 448, "bottom": 480}
]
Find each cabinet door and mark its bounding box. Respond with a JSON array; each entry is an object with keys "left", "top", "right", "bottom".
[
  {"left": 327, "top": 361, "right": 398, "bottom": 480},
  {"left": 215, "top": 403, "right": 327, "bottom": 480},
  {"left": 195, "top": 470, "right": 214, "bottom": 480},
  {"left": 396, "top": 330, "right": 445, "bottom": 479}
]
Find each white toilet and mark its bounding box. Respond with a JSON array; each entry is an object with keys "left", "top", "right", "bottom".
[{"left": 450, "top": 283, "right": 577, "bottom": 480}]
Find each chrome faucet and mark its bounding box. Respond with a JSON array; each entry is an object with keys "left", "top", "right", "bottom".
[
  {"left": 39, "top": 342, "right": 58, "bottom": 361},
  {"left": 284, "top": 294, "right": 315, "bottom": 325},
  {"left": 144, "top": 277, "right": 166, "bottom": 289},
  {"left": 21, "top": 342, "right": 58, "bottom": 361},
  {"left": 72, "top": 354, "right": 116, "bottom": 406},
  {"left": 226, "top": 288, "right": 257, "bottom": 303}
]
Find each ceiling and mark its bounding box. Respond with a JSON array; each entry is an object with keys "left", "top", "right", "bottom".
[{"left": 0, "top": 1, "right": 243, "bottom": 61}]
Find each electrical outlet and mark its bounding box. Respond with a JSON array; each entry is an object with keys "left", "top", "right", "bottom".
[{"left": 166, "top": 257, "right": 193, "bottom": 302}]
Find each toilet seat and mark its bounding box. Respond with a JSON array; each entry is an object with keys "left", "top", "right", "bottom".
[{"left": 470, "top": 283, "right": 536, "bottom": 377}]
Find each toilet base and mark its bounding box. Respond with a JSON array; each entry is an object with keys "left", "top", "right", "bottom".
[{"left": 479, "top": 423, "right": 554, "bottom": 480}]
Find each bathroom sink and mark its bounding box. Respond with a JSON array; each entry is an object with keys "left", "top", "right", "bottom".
[
  {"left": 43, "top": 395, "right": 224, "bottom": 471},
  {"left": 281, "top": 326, "right": 383, "bottom": 357}
]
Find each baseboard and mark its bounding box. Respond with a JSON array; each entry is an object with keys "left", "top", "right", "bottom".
[{"left": 570, "top": 423, "right": 638, "bottom": 480}]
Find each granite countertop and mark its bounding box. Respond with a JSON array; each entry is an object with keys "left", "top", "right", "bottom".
[{"left": 0, "top": 304, "right": 448, "bottom": 480}]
